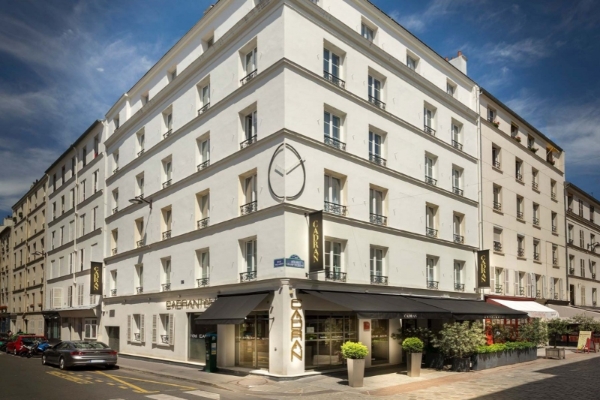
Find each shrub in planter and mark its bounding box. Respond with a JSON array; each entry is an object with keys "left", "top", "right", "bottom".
[
  {"left": 571, "top": 314, "right": 600, "bottom": 333},
  {"left": 341, "top": 341, "right": 368, "bottom": 387},
  {"left": 518, "top": 319, "right": 548, "bottom": 347},
  {"left": 528, "top": 147, "right": 538, "bottom": 153},
  {"left": 547, "top": 319, "right": 571, "bottom": 348},
  {"left": 433, "top": 321, "right": 486, "bottom": 372},
  {"left": 402, "top": 337, "right": 424, "bottom": 377}
]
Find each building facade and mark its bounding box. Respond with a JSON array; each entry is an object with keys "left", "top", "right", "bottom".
[
  {"left": 566, "top": 183, "right": 600, "bottom": 307},
  {"left": 0, "top": 217, "right": 14, "bottom": 332},
  {"left": 99, "top": 0, "right": 484, "bottom": 376},
  {"left": 10, "top": 177, "right": 47, "bottom": 334},
  {"left": 480, "top": 89, "right": 567, "bottom": 310},
  {"left": 43, "top": 120, "right": 106, "bottom": 341}
]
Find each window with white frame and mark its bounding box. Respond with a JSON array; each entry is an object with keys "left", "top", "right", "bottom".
[
  {"left": 452, "top": 167, "right": 462, "bottom": 195},
  {"left": 168, "top": 66, "right": 177, "bottom": 82},
  {"left": 423, "top": 106, "right": 436, "bottom": 134},
  {"left": 533, "top": 239, "right": 540, "bottom": 261},
  {"left": 426, "top": 204, "right": 437, "bottom": 237},
  {"left": 136, "top": 173, "right": 144, "bottom": 197},
  {"left": 244, "top": 47, "right": 257, "bottom": 76},
  {"left": 407, "top": 54, "right": 418, "bottom": 71},
  {"left": 159, "top": 314, "right": 172, "bottom": 345},
  {"left": 325, "top": 240, "right": 343, "bottom": 278},
  {"left": 197, "top": 137, "right": 210, "bottom": 169},
  {"left": 447, "top": 80, "right": 456, "bottom": 96},
  {"left": 323, "top": 48, "right": 342, "bottom": 83},
  {"left": 552, "top": 245, "right": 558, "bottom": 265},
  {"left": 80, "top": 213, "right": 86, "bottom": 236},
  {"left": 243, "top": 110, "right": 257, "bottom": 143},
  {"left": 162, "top": 207, "right": 172, "bottom": 237},
  {"left": 136, "top": 264, "right": 143, "bottom": 292},
  {"left": 77, "top": 284, "right": 84, "bottom": 306},
  {"left": 197, "top": 250, "right": 209, "bottom": 286},
  {"left": 129, "top": 314, "right": 144, "bottom": 342},
  {"left": 532, "top": 203, "right": 539, "bottom": 225},
  {"left": 324, "top": 111, "right": 343, "bottom": 148},
  {"left": 135, "top": 218, "right": 144, "bottom": 247},
  {"left": 163, "top": 110, "right": 173, "bottom": 136},
  {"left": 454, "top": 261, "right": 464, "bottom": 291},
  {"left": 361, "top": 23, "right": 374, "bottom": 41},
  {"left": 80, "top": 179, "right": 86, "bottom": 202},
  {"left": 493, "top": 228, "right": 503, "bottom": 252},
  {"left": 581, "top": 259, "right": 586, "bottom": 277},
  {"left": 424, "top": 154, "right": 436, "bottom": 185},
  {"left": 493, "top": 185, "right": 502, "bottom": 211},
  {"left": 368, "top": 130, "right": 384, "bottom": 164},
  {"left": 162, "top": 258, "right": 171, "bottom": 291},
  {"left": 451, "top": 121, "right": 462, "bottom": 149},
  {"left": 517, "top": 196, "right": 524, "bottom": 219},
  {"left": 67, "top": 285, "right": 73, "bottom": 308},
  {"left": 84, "top": 318, "right": 97, "bottom": 339},
  {"left": 112, "top": 189, "right": 118, "bottom": 214},
  {"left": 487, "top": 107, "right": 496, "bottom": 122},
  {"left": 244, "top": 239, "right": 257, "bottom": 276},
  {"left": 517, "top": 235, "right": 525, "bottom": 257},
  {"left": 370, "top": 247, "right": 385, "bottom": 280},
  {"left": 426, "top": 256, "right": 438, "bottom": 288},
  {"left": 111, "top": 229, "right": 118, "bottom": 255},
  {"left": 199, "top": 83, "right": 210, "bottom": 111},
  {"left": 368, "top": 74, "right": 383, "bottom": 106},
  {"left": 369, "top": 188, "right": 384, "bottom": 224},
  {"left": 162, "top": 157, "right": 173, "bottom": 187},
  {"left": 137, "top": 130, "right": 145, "bottom": 155},
  {"left": 242, "top": 174, "right": 257, "bottom": 209},
  {"left": 532, "top": 168, "right": 539, "bottom": 190},
  {"left": 453, "top": 213, "right": 463, "bottom": 243},
  {"left": 492, "top": 145, "right": 501, "bottom": 169},
  {"left": 110, "top": 270, "right": 117, "bottom": 295},
  {"left": 324, "top": 174, "right": 343, "bottom": 210},
  {"left": 197, "top": 192, "right": 210, "bottom": 228},
  {"left": 79, "top": 248, "right": 84, "bottom": 271}
]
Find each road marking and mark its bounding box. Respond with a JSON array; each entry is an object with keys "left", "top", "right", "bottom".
[
  {"left": 186, "top": 390, "right": 221, "bottom": 399},
  {"left": 146, "top": 395, "right": 190, "bottom": 400},
  {"left": 115, "top": 376, "right": 195, "bottom": 390},
  {"left": 96, "top": 371, "right": 158, "bottom": 394},
  {"left": 46, "top": 371, "right": 94, "bottom": 385}
]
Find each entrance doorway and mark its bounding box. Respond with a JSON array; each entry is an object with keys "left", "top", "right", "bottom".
[
  {"left": 107, "top": 327, "right": 120, "bottom": 352},
  {"left": 371, "top": 319, "right": 389, "bottom": 364},
  {"left": 235, "top": 313, "right": 269, "bottom": 369},
  {"left": 188, "top": 313, "right": 216, "bottom": 362},
  {"left": 570, "top": 284, "right": 575, "bottom": 305}
]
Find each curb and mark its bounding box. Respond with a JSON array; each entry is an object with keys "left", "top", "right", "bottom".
[{"left": 118, "top": 364, "right": 235, "bottom": 392}]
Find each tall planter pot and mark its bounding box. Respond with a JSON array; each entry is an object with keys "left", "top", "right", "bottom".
[
  {"left": 424, "top": 352, "right": 445, "bottom": 369},
  {"left": 347, "top": 359, "right": 365, "bottom": 388},
  {"left": 451, "top": 357, "right": 471, "bottom": 372},
  {"left": 407, "top": 352, "right": 422, "bottom": 377}
]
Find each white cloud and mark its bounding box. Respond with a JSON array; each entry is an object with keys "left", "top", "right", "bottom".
[
  {"left": 390, "top": 0, "right": 454, "bottom": 33},
  {"left": 482, "top": 38, "right": 552, "bottom": 64},
  {"left": 96, "top": 67, "right": 104, "bottom": 72}
]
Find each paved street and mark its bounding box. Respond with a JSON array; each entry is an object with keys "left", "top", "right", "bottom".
[{"left": 2, "top": 349, "right": 600, "bottom": 399}]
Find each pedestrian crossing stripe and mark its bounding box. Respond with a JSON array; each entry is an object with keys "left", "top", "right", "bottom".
[{"left": 145, "top": 390, "right": 221, "bottom": 400}]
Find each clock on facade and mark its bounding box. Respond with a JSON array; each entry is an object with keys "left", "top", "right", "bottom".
[{"left": 268, "top": 143, "right": 306, "bottom": 201}]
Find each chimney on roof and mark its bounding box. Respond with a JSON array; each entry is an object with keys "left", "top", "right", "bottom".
[{"left": 449, "top": 50, "right": 467, "bottom": 75}]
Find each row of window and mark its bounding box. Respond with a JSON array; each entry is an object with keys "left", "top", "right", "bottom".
[
  {"left": 126, "top": 313, "right": 173, "bottom": 345},
  {"left": 51, "top": 137, "right": 100, "bottom": 193},
  {"left": 568, "top": 256, "right": 598, "bottom": 280},
  {"left": 489, "top": 268, "right": 563, "bottom": 300},
  {"left": 492, "top": 228, "right": 560, "bottom": 265},
  {"left": 50, "top": 207, "right": 99, "bottom": 250},
  {"left": 50, "top": 170, "right": 100, "bottom": 222},
  {"left": 567, "top": 196, "right": 597, "bottom": 224},
  {"left": 493, "top": 187, "right": 559, "bottom": 231},
  {"left": 567, "top": 225, "right": 597, "bottom": 251}
]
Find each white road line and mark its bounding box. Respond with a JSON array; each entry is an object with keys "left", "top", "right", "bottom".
[
  {"left": 145, "top": 395, "right": 188, "bottom": 400},
  {"left": 186, "top": 390, "right": 221, "bottom": 399}
]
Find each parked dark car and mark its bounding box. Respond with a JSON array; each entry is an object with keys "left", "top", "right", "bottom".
[
  {"left": 6, "top": 335, "right": 46, "bottom": 355},
  {"left": 42, "top": 341, "right": 117, "bottom": 370}
]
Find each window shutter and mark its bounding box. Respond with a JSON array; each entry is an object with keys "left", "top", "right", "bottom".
[
  {"left": 541, "top": 275, "right": 546, "bottom": 298},
  {"left": 490, "top": 266, "right": 495, "bottom": 293},
  {"left": 559, "top": 278, "right": 563, "bottom": 300},
  {"left": 152, "top": 315, "right": 157, "bottom": 344},
  {"left": 526, "top": 273, "right": 532, "bottom": 297},
  {"left": 549, "top": 278, "right": 554, "bottom": 299},
  {"left": 140, "top": 314, "right": 145, "bottom": 342},
  {"left": 127, "top": 315, "right": 131, "bottom": 342},
  {"left": 514, "top": 270, "right": 519, "bottom": 296},
  {"left": 168, "top": 314, "right": 175, "bottom": 346},
  {"left": 504, "top": 269, "right": 510, "bottom": 295}
]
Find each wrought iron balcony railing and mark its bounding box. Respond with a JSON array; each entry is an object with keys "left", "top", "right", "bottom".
[
  {"left": 197, "top": 277, "right": 209, "bottom": 287},
  {"left": 162, "top": 283, "right": 171, "bottom": 292},
  {"left": 163, "top": 179, "right": 172, "bottom": 189},
  {"left": 551, "top": 192, "right": 557, "bottom": 200},
  {"left": 136, "top": 287, "right": 143, "bottom": 294},
  {"left": 240, "top": 271, "right": 257, "bottom": 282},
  {"left": 134, "top": 333, "right": 140, "bottom": 341},
  {"left": 111, "top": 289, "right": 117, "bottom": 297},
  {"left": 240, "top": 69, "right": 257, "bottom": 85},
  {"left": 325, "top": 269, "right": 347, "bottom": 282},
  {"left": 518, "top": 248, "right": 525, "bottom": 257},
  {"left": 455, "top": 283, "right": 465, "bottom": 292},
  {"left": 517, "top": 211, "right": 524, "bottom": 219},
  {"left": 533, "top": 217, "right": 540, "bottom": 226},
  {"left": 424, "top": 175, "right": 437, "bottom": 186},
  {"left": 163, "top": 129, "right": 173, "bottom": 139},
  {"left": 371, "top": 274, "right": 388, "bottom": 285},
  {"left": 112, "top": 248, "right": 118, "bottom": 256},
  {"left": 493, "top": 160, "right": 501, "bottom": 169},
  {"left": 162, "top": 230, "right": 171, "bottom": 240},
  {"left": 368, "top": 96, "right": 386, "bottom": 110},
  {"left": 370, "top": 214, "right": 387, "bottom": 226},
  {"left": 324, "top": 135, "right": 346, "bottom": 151},
  {"left": 532, "top": 181, "right": 539, "bottom": 191},
  {"left": 453, "top": 186, "right": 463, "bottom": 196},
  {"left": 423, "top": 125, "right": 436, "bottom": 136},
  {"left": 197, "top": 160, "right": 210, "bottom": 171},
  {"left": 454, "top": 234, "right": 464, "bottom": 244},
  {"left": 197, "top": 217, "right": 210, "bottom": 229},
  {"left": 536, "top": 290, "right": 541, "bottom": 299},
  {"left": 493, "top": 241, "right": 502, "bottom": 252},
  {"left": 324, "top": 201, "right": 347, "bottom": 216},
  {"left": 160, "top": 335, "right": 169, "bottom": 344},
  {"left": 198, "top": 103, "right": 210, "bottom": 115},
  {"left": 113, "top": 167, "right": 119, "bottom": 175},
  {"left": 369, "top": 153, "right": 386, "bottom": 166},
  {"left": 569, "top": 267, "right": 575, "bottom": 274},
  {"left": 426, "top": 227, "right": 438, "bottom": 238},
  {"left": 240, "top": 201, "right": 258, "bottom": 215},
  {"left": 452, "top": 140, "right": 463, "bottom": 150},
  {"left": 552, "top": 225, "right": 557, "bottom": 233},
  {"left": 493, "top": 201, "right": 502, "bottom": 211},
  {"left": 323, "top": 71, "right": 345, "bottom": 88},
  {"left": 495, "top": 285, "right": 503, "bottom": 294},
  {"left": 534, "top": 252, "right": 540, "bottom": 261},
  {"left": 516, "top": 173, "right": 523, "bottom": 182},
  {"left": 137, "top": 149, "right": 145, "bottom": 157},
  {"left": 112, "top": 207, "right": 118, "bottom": 215},
  {"left": 519, "top": 287, "right": 525, "bottom": 296},
  {"left": 137, "top": 240, "right": 145, "bottom": 248},
  {"left": 554, "top": 293, "right": 559, "bottom": 300},
  {"left": 427, "top": 280, "right": 439, "bottom": 289},
  {"left": 553, "top": 257, "right": 559, "bottom": 266},
  {"left": 240, "top": 135, "right": 257, "bottom": 149}
]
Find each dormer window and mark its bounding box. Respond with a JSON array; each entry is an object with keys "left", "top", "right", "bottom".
[
  {"left": 407, "top": 55, "right": 418, "bottom": 71},
  {"left": 361, "top": 23, "right": 374, "bottom": 41}
]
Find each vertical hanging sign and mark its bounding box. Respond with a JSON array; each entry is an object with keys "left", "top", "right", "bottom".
[
  {"left": 90, "top": 262, "right": 103, "bottom": 295},
  {"left": 308, "top": 211, "right": 323, "bottom": 273},
  {"left": 477, "top": 250, "right": 490, "bottom": 288}
]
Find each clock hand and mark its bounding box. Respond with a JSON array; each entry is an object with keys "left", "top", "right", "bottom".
[
  {"left": 285, "top": 159, "right": 305, "bottom": 175},
  {"left": 274, "top": 163, "right": 285, "bottom": 176}
]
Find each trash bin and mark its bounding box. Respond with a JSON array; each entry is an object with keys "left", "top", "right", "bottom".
[{"left": 204, "top": 332, "right": 217, "bottom": 372}]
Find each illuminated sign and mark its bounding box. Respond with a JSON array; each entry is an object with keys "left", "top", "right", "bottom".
[
  {"left": 291, "top": 298, "right": 303, "bottom": 361},
  {"left": 477, "top": 250, "right": 490, "bottom": 288},
  {"left": 308, "top": 211, "right": 323, "bottom": 273},
  {"left": 166, "top": 298, "right": 215, "bottom": 310},
  {"left": 90, "top": 262, "right": 103, "bottom": 295}
]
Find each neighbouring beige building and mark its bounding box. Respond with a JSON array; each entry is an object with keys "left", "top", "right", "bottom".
[{"left": 0, "top": 216, "right": 14, "bottom": 332}]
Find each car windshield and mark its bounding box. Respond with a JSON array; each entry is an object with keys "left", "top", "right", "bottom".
[{"left": 72, "top": 342, "right": 109, "bottom": 349}]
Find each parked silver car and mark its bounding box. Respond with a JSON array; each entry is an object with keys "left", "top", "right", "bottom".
[{"left": 42, "top": 341, "right": 117, "bottom": 370}]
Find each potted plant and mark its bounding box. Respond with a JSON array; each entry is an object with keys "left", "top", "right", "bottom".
[
  {"left": 513, "top": 136, "right": 522, "bottom": 142},
  {"left": 492, "top": 120, "right": 500, "bottom": 128},
  {"left": 391, "top": 326, "right": 439, "bottom": 368},
  {"left": 571, "top": 314, "right": 600, "bottom": 352},
  {"left": 528, "top": 147, "right": 538, "bottom": 153},
  {"left": 341, "top": 341, "right": 368, "bottom": 387},
  {"left": 402, "top": 337, "right": 424, "bottom": 377},
  {"left": 433, "top": 321, "right": 486, "bottom": 372},
  {"left": 546, "top": 319, "right": 571, "bottom": 359}
]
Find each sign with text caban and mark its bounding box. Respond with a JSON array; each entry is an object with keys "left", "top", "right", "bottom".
[
  {"left": 308, "top": 211, "right": 323, "bottom": 273},
  {"left": 477, "top": 250, "right": 490, "bottom": 288},
  {"left": 90, "top": 262, "right": 103, "bottom": 295}
]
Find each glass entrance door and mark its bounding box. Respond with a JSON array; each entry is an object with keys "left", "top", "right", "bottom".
[
  {"left": 235, "top": 313, "right": 269, "bottom": 369},
  {"left": 371, "top": 319, "right": 389, "bottom": 365}
]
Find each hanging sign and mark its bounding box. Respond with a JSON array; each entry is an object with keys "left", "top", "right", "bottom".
[
  {"left": 477, "top": 250, "right": 491, "bottom": 288},
  {"left": 308, "top": 211, "right": 323, "bottom": 273},
  {"left": 90, "top": 262, "right": 103, "bottom": 295}
]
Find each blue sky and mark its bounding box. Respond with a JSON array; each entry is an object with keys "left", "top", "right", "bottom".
[{"left": 1, "top": 0, "right": 599, "bottom": 217}]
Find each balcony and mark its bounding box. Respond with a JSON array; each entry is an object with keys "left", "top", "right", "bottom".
[
  {"left": 162, "top": 230, "right": 172, "bottom": 240},
  {"left": 516, "top": 173, "right": 523, "bottom": 182},
  {"left": 493, "top": 160, "right": 501, "bottom": 169},
  {"left": 240, "top": 201, "right": 258, "bottom": 216},
  {"left": 551, "top": 192, "right": 557, "bottom": 200},
  {"left": 325, "top": 269, "right": 347, "bottom": 282},
  {"left": 593, "top": 273, "right": 596, "bottom": 279},
  {"left": 427, "top": 280, "right": 439, "bottom": 290},
  {"left": 162, "top": 283, "right": 171, "bottom": 292},
  {"left": 494, "top": 285, "right": 503, "bottom": 294},
  {"left": 453, "top": 186, "right": 463, "bottom": 196},
  {"left": 134, "top": 333, "right": 140, "bottom": 341},
  {"left": 324, "top": 135, "right": 346, "bottom": 151},
  {"left": 552, "top": 225, "right": 557, "bottom": 233},
  {"left": 370, "top": 214, "right": 387, "bottom": 226},
  {"left": 240, "top": 69, "right": 257, "bottom": 85},
  {"left": 137, "top": 149, "right": 145, "bottom": 157},
  {"left": 112, "top": 248, "right": 118, "bottom": 256},
  {"left": 455, "top": 283, "right": 465, "bottom": 292},
  {"left": 368, "top": 96, "right": 386, "bottom": 110},
  {"left": 163, "top": 129, "right": 173, "bottom": 139},
  {"left": 517, "top": 248, "right": 525, "bottom": 257},
  {"left": 137, "top": 240, "right": 145, "bottom": 248},
  {"left": 324, "top": 201, "right": 347, "bottom": 216},
  {"left": 453, "top": 234, "right": 464, "bottom": 244},
  {"left": 519, "top": 287, "right": 525, "bottom": 296},
  {"left": 532, "top": 181, "right": 539, "bottom": 191},
  {"left": 197, "top": 217, "right": 210, "bottom": 229},
  {"left": 569, "top": 267, "right": 575, "bottom": 275},
  {"left": 197, "top": 160, "right": 210, "bottom": 171},
  {"left": 536, "top": 290, "right": 541, "bottom": 299},
  {"left": 197, "top": 277, "right": 209, "bottom": 287},
  {"left": 424, "top": 175, "right": 437, "bottom": 186},
  {"left": 517, "top": 211, "right": 524, "bottom": 219},
  {"left": 112, "top": 207, "right": 118, "bottom": 215},
  {"left": 162, "top": 179, "right": 172, "bottom": 189},
  {"left": 240, "top": 135, "right": 257, "bottom": 149},
  {"left": 452, "top": 140, "right": 463, "bottom": 150},
  {"left": 534, "top": 252, "right": 540, "bottom": 261},
  {"left": 493, "top": 241, "right": 502, "bottom": 252},
  {"left": 322, "top": 71, "right": 345, "bottom": 88},
  {"left": 198, "top": 103, "right": 210, "bottom": 115},
  {"left": 240, "top": 271, "right": 257, "bottom": 282},
  {"left": 369, "top": 153, "right": 386, "bottom": 167},
  {"left": 110, "top": 289, "right": 117, "bottom": 297},
  {"left": 426, "top": 227, "right": 438, "bottom": 238},
  {"left": 553, "top": 257, "right": 559, "bottom": 266},
  {"left": 370, "top": 275, "right": 388, "bottom": 285},
  {"left": 160, "top": 335, "right": 170, "bottom": 345},
  {"left": 532, "top": 217, "right": 539, "bottom": 226},
  {"left": 136, "top": 287, "right": 143, "bottom": 294},
  {"left": 423, "top": 125, "right": 436, "bottom": 136},
  {"left": 493, "top": 202, "right": 502, "bottom": 212}
]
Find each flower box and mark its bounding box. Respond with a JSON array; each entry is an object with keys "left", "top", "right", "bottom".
[{"left": 471, "top": 347, "right": 537, "bottom": 371}]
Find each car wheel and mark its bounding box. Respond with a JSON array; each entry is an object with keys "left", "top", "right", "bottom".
[
  {"left": 13, "top": 348, "right": 17, "bottom": 356},
  {"left": 59, "top": 357, "right": 66, "bottom": 370},
  {"left": 42, "top": 355, "right": 47, "bottom": 365},
  {"left": 105, "top": 364, "right": 116, "bottom": 370}
]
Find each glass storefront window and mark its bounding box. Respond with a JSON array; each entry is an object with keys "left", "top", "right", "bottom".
[
  {"left": 235, "top": 313, "right": 269, "bottom": 369},
  {"left": 371, "top": 319, "right": 389, "bottom": 365},
  {"left": 188, "top": 313, "right": 216, "bottom": 362},
  {"left": 305, "top": 314, "right": 356, "bottom": 369}
]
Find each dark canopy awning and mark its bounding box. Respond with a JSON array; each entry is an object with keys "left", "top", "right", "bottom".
[
  {"left": 304, "top": 290, "right": 451, "bottom": 319},
  {"left": 195, "top": 293, "right": 268, "bottom": 325},
  {"left": 412, "top": 297, "right": 528, "bottom": 320}
]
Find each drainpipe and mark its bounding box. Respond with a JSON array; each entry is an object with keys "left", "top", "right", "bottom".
[
  {"left": 563, "top": 181, "right": 569, "bottom": 304},
  {"left": 72, "top": 146, "right": 78, "bottom": 296},
  {"left": 476, "top": 88, "right": 484, "bottom": 300}
]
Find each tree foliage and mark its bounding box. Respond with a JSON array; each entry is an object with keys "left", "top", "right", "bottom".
[
  {"left": 432, "top": 321, "right": 487, "bottom": 358},
  {"left": 571, "top": 314, "right": 600, "bottom": 333},
  {"left": 518, "top": 319, "right": 548, "bottom": 346},
  {"left": 546, "top": 319, "right": 571, "bottom": 348}
]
